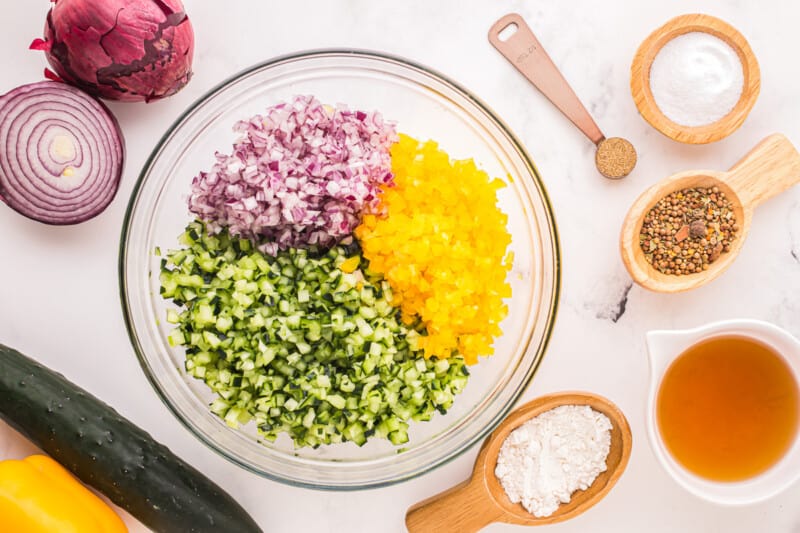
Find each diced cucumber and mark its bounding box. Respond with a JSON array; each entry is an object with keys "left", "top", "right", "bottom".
[{"left": 160, "top": 221, "right": 470, "bottom": 448}]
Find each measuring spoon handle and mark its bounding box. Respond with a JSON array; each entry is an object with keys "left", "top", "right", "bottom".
[
  {"left": 488, "top": 13, "right": 605, "bottom": 144},
  {"left": 726, "top": 133, "right": 800, "bottom": 209},
  {"left": 405, "top": 477, "right": 501, "bottom": 533}
]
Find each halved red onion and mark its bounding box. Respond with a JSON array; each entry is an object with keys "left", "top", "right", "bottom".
[{"left": 0, "top": 81, "right": 124, "bottom": 224}]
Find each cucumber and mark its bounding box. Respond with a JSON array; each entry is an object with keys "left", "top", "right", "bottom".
[
  {"left": 0, "top": 343, "right": 262, "bottom": 533},
  {"left": 161, "top": 222, "right": 470, "bottom": 448}
]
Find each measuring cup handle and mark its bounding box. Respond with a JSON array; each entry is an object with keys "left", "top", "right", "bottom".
[
  {"left": 488, "top": 13, "right": 605, "bottom": 145},
  {"left": 726, "top": 133, "right": 800, "bottom": 209},
  {"left": 405, "top": 478, "right": 501, "bottom": 533}
]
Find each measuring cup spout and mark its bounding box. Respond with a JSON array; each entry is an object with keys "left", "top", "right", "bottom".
[{"left": 645, "top": 330, "right": 687, "bottom": 379}]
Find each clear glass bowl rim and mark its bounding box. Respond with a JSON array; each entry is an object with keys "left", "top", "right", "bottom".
[{"left": 118, "top": 48, "right": 561, "bottom": 490}]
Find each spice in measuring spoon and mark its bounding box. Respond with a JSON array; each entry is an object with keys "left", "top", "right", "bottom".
[
  {"left": 639, "top": 186, "right": 738, "bottom": 275},
  {"left": 596, "top": 137, "right": 637, "bottom": 179}
]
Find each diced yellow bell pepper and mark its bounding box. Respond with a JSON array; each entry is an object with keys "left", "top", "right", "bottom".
[
  {"left": 355, "top": 134, "right": 513, "bottom": 365},
  {"left": 0, "top": 455, "right": 127, "bottom": 533},
  {"left": 339, "top": 256, "right": 361, "bottom": 273}
]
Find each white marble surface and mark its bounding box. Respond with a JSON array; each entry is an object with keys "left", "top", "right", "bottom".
[{"left": 1, "top": 1, "right": 799, "bottom": 532}]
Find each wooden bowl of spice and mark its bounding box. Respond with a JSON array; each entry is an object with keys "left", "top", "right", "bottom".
[
  {"left": 405, "top": 392, "right": 632, "bottom": 533},
  {"left": 621, "top": 134, "right": 800, "bottom": 293},
  {"left": 630, "top": 14, "right": 760, "bottom": 144}
]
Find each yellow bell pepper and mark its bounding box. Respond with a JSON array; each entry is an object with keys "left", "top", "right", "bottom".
[
  {"left": 339, "top": 255, "right": 361, "bottom": 273},
  {"left": 0, "top": 454, "right": 127, "bottom": 533}
]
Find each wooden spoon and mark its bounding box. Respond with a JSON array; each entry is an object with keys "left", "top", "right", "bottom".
[
  {"left": 620, "top": 133, "right": 800, "bottom": 293},
  {"left": 405, "top": 392, "right": 632, "bottom": 533}
]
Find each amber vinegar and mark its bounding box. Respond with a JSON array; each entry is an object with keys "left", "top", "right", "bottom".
[{"left": 657, "top": 335, "right": 799, "bottom": 482}]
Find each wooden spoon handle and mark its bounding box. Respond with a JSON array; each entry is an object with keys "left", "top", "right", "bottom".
[
  {"left": 405, "top": 478, "right": 502, "bottom": 533},
  {"left": 726, "top": 133, "right": 800, "bottom": 209},
  {"left": 488, "top": 13, "right": 604, "bottom": 144}
]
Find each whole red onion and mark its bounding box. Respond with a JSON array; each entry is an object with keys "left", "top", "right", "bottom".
[{"left": 32, "top": 0, "right": 194, "bottom": 102}]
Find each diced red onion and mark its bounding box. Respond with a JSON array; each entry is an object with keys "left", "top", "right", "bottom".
[
  {"left": 0, "top": 81, "right": 124, "bottom": 224},
  {"left": 188, "top": 95, "right": 397, "bottom": 252}
]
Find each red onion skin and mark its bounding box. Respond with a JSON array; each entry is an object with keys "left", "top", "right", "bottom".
[{"left": 38, "top": 0, "right": 194, "bottom": 103}]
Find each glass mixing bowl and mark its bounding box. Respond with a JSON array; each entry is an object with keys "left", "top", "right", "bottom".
[{"left": 120, "top": 50, "right": 560, "bottom": 489}]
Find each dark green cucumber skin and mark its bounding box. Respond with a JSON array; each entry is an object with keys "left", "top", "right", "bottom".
[{"left": 0, "top": 343, "right": 262, "bottom": 533}]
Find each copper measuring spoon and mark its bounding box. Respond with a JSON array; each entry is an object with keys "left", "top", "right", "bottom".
[
  {"left": 489, "top": 13, "right": 636, "bottom": 179},
  {"left": 405, "top": 392, "right": 632, "bottom": 533}
]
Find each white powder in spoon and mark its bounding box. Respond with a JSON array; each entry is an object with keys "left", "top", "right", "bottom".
[
  {"left": 649, "top": 31, "right": 744, "bottom": 127},
  {"left": 495, "top": 405, "right": 612, "bottom": 518}
]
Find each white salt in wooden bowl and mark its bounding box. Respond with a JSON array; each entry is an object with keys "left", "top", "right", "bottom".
[{"left": 630, "top": 13, "right": 760, "bottom": 144}]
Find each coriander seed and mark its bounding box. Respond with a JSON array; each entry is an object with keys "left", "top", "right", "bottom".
[{"left": 639, "top": 186, "right": 737, "bottom": 276}]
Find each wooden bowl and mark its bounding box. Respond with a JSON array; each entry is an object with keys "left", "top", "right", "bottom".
[
  {"left": 630, "top": 14, "right": 760, "bottom": 144},
  {"left": 621, "top": 134, "right": 800, "bottom": 293},
  {"left": 405, "top": 392, "right": 632, "bottom": 533}
]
